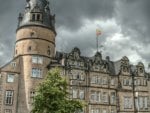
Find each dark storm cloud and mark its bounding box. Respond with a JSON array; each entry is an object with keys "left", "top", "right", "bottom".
[
  {"left": 0, "top": 0, "right": 116, "bottom": 66},
  {"left": 0, "top": 0, "right": 25, "bottom": 65},
  {"left": 0, "top": 0, "right": 150, "bottom": 68},
  {"left": 51, "top": 0, "right": 116, "bottom": 30},
  {"left": 115, "top": 0, "right": 150, "bottom": 65}
]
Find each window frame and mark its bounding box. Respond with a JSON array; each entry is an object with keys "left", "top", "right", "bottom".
[
  {"left": 4, "top": 109, "right": 12, "bottom": 113},
  {"left": 31, "top": 68, "right": 42, "bottom": 78},
  {"left": 7, "top": 74, "right": 15, "bottom": 83},
  {"left": 5, "top": 90, "right": 14, "bottom": 105}
]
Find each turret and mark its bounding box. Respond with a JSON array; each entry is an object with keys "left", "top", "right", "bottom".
[
  {"left": 14, "top": 0, "right": 56, "bottom": 58},
  {"left": 18, "top": 0, "right": 55, "bottom": 31}
]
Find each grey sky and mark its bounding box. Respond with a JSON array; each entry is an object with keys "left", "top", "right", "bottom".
[{"left": 0, "top": 0, "right": 150, "bottom": 69}]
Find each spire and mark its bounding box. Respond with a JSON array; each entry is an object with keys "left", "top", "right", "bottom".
[{"left": 17, "top": 0, "right": 55, "bottom": 32}]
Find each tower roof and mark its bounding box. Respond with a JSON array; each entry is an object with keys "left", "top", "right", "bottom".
[{"left": 17, "top": 0, "right": 55, "bottom": 32}]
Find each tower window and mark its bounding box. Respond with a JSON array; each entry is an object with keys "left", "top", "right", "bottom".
[
  {"left": 28, "top": 46, "right": 32, "bottom": 52},
  {"left": 31, "top": 13, "right": 42, "bottom": 22},
  {"left": 32, "top": 14, "right": 36, "bottom": 21},
  {"left": 7, "top": 74, "right": 15, "bottom": 83},
  {"left": 31, "top": 68, "right": 42, "bottom": 78},
  {"left": 5, "top": 91, "right": 14, "bottom": 105},
  {"left": 47, "top": 50, "right": 51, "bottom": 55},
  {"left": 37, "top": 14, "right": 41, "bottom": 21},
  {"left": 32, "top": 56, "right": 43, "bottom": 64}
]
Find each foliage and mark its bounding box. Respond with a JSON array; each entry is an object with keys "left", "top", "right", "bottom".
[{"left": 31, "top": 68, "right": 84, "bottom": 113}]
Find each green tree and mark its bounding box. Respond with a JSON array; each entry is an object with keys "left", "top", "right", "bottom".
[{"left": 31, "top": 68, "right": 84, "bottom": 113}]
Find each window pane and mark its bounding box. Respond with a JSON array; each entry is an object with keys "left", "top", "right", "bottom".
[
  {"left": 4, "top": 109, "right": 12, "bottom": 113},
  {"left": 32, "top": 56, "right": 38, "bottom": 63},
  {"left": 38, "top": 57, "right": 43, "bottom": 64},
  {"left": 7, "top": 74, "right": 14, "bottom": 83},
  {"left": 5, "top": 91, "right": 13, "bottom": 105},
  {"left": 79, "top": 90, "right": 84, "bottom": 100},
  {"left": 144, "top": 97, "right": 148, "bottom": 108},
  {"left": 32, "top": 68, "right": 42, "bottom": 78},
  {"left": 73, "top": 89, "right": 77, "bottom": 98}
]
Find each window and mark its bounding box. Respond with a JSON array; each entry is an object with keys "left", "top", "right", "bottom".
[
  {"left": 31, "top": 13, "right": 42, "bottom": 21},
  {"left": 123, "top": 78, "right": 132, "bottom": 86},
  {"left": 102, "top": 92, "right": 108, "bottom": 103},
  {"left": 102, "top": 109, "right": 107, "bottom": 113},
  {"left": 90, "top": 91, "right": 101, "bottom": 102},
  {"left": 5, "top": 91, "right": 14, "bottom": 105},
  {"left": 123, "top": 67, "right": 128, "bottom": 72},
  {"left": 80, "top": 74, "right": 85, "bottom": 81},
  {"left": 4, "top": 109, "right": 12, "bottom": 113},
  {"left": 32, "top": 14, "right": 36, "bottom": 21},
  {"left": 124, "top": 97, "right": 132, "bottom": 109},
  {"left": 79, "top": 90, "right": 84, "bottom": 100},
  {"left": 7, "top": 74, "right": 14, "bottom": 83},
  {"left": 72, "top": 89, "right": 77, "bottom": 98},
  {"left": 32, "top": 56, "right": 43, "bottom": 64},
  {"left": 111, "top": 109, "right": 115, "bottom": 113},
  {"left": 91, "top": 76, "right": 96, "bottom": 84},
  {"left": 143, "top": 80, "right": 147, "bottom": 86},
  {"left": 102, "top": 77, "right": 108, "bottom": 85},
  {"left": 47, "top": 50, "right": 51, "bottom": 55},
  {"left": 91, "top": 108, "right": 100, "bottom": 113},
  {"left": 37, "top": 14, "right": 40, "bottom": 21},
  {"left": 32, "top": 68, "right": 42, "bottom": 78},
  {"left": 30, "top": 91, "right": 35, "bottom": 104},
  {"left": 110, "top": 78, "right": 115, "bottom": 86},
  {"left": 28, "top": 46, "right": 32, "bottom": 51},
  {"left": 139, "top": 67, "right": 144, "bottom": 73},
  {"left": 11, "top": 62, "right": 16, "bottom": 68},
  {"left": 139, "top": 96, "right": 148, "bottom": 109},
  {"left": 136, "top": 79, "right": 141, "bottom": 86},
  {"left": 110, "top": 92, "right": 116, "bottom": 104},
  {"left": 72, "top": 72, "right": 77, "bottom": 80}
]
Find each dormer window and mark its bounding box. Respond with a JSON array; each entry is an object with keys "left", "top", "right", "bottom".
[
  {"left": 139, "top": 67, "right": 144, "bottom": 73},
  {"left": 32, "top": 14, "right": 36, "bottom": 21},
  {"left": 37, "top": 14, "right": 41, "bottom": 21},
  {"left": 31, "top": 13, "right": 42, "bottom": 22}
]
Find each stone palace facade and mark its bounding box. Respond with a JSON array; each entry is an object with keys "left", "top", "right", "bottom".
[{"left": 0, "top": 0, "right": 150, "bottom": 113}]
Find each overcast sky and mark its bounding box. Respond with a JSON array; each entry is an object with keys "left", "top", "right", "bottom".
[{"left": 0, "top": 0, "right": 150, "bottom": 69}]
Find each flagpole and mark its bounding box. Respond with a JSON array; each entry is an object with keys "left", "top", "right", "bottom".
[
  {"left": 96, "top": 29, "right": 101, "bottom": 52},
  {"left": 96, "top": 35, "right": 99, "bottom": 52}
]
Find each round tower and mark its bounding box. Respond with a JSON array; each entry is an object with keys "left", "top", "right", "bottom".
[
  {"left": 14, "top": 0, "right": 56, "bottom": 112},
  {"left": 15, "top": 0, "right": 56, "bottom": 58}
]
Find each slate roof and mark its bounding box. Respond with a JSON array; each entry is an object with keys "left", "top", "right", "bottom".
[{"left": 18, "top": 0, "right": 55, "bottom": 32}]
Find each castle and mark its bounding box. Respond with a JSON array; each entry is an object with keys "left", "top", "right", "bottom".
[{"left": 0, "top": 0, "right": 150, "bottom": 113}]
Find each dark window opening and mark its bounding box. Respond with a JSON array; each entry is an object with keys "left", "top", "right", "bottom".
[
  {"left": 47, "top": 50, "right": 50, "bottom": 55},
  {"left": 32, "top": 14, "right": 36, "bottom": 21},
  {"left": 28, "top": 46, "right": 32, "bottom": 52},
  {"left": 30, "top": 32, "right": 34, "bottom": 37},
  {"left": 31, "top": 13, "right": 42, "bottom": 22},
  {"left": 37, "top": 14, "right": 40, "bottom": 21},
  {"left": 139, "top": 68, "right": 143, "bottom": 73}
]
